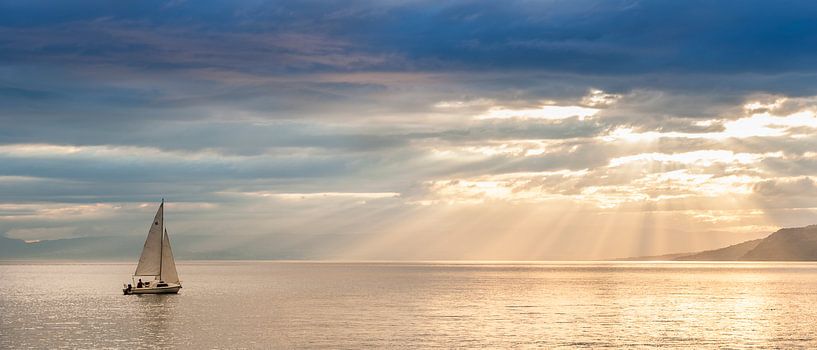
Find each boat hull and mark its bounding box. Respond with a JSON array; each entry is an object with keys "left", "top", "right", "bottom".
[{"left": 123, "top": 285, "right": 181, "bottom": 295}]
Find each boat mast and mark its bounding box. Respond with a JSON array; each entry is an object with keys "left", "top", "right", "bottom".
[{"left": 159, "top": 198, "right": 164, "bottom": 281}]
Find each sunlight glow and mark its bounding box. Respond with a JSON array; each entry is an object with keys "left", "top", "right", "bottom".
[
  {"left": 475, "top": 105, "right": 600, "bottom": 120},
  {"left": 0, "top": 144, "right": 83, "bottom": 156},
  {"left": 0, "top": 143, "right": 226, "bottom": 160},
  {"left": 423, "top": 170, "right": 588, "bottom": 204},
  {"left": 0, "top": 203, "right": 122, "bottom": 222},
  {"left": 581, "top": 89, "right": 622, "bottom": 107},
  {"left": 430, "top": 141, "right": 553, "bottom": 158},
  {"left": 609, "top": 150, "right": 781, "bottom": 167},
  {"left": 603, "top": 108, "right": 817, "bottom": 142},
  {"left": 720, "top": 111, "right": 817, "bottom": 138},
  {"left": 239, "top": 191, "right": 401, "bottom": 200},
  {"left": 433, "top": 98, "right": 495, "bottom": 109},
  {"left": 423, "top": 165, "right": 760, "bottom": 209}
]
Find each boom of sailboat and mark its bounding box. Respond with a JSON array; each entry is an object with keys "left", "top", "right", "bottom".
[{"left": 123, "top": 199, "right": 182, "bottom": 295}]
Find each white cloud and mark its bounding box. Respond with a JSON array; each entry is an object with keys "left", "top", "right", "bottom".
[
  {"left": 226, "top": 191, "right": 400, "bottom": 200},
  {"left": 5, "top": 226, "right": 79, "bottom": 240},
  {"left": 581, "top": 89, "right": 622, "bottom": 107},
  {"left": 475, "top": 104, "right": 600, "bottom": 120},
  {"left": 608, "top": 150, "right": 781, "bottom": 167}
]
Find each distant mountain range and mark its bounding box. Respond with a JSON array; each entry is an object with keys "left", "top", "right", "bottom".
[
  {"left": 4, "top": 225, "right": 817, "bottom": 261},
  {"left": 0, "top": 233, "right": 366, "bottom": 260},
  {"left": 624, "top": 225, "right": 817, "bottom": 261}
]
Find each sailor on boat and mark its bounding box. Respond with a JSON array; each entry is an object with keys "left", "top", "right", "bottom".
[{"left": 123, "top": 199, "right": 182, "bottom": 295}]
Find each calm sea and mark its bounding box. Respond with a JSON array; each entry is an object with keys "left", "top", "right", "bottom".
[{"left": 2, "top": 261, "right": 817, "bottom": 349}]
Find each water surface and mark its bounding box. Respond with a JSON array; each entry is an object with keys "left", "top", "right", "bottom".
[{"left": 2, "top": 261, "right": 817, "bottom": 348}]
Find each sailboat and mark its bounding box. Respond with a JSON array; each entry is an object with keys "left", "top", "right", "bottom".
[{"left": 123, "top": 199, "right": 182, "bottom": 295}]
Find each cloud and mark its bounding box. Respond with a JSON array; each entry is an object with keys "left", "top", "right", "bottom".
[
  {"left": 3, "top": 1, "right": 817, "bottom": 258},
  {"left": 5, "top": 226, "right": 79, "bottom": 240},
  {"left": 475, "top": 105, "right": 600, "bottom": 121},
  {"left": 754, "top": 177, "right": 817, "bottom": 197},
  {"left": 231, "top": 191, "right": 400, "bottom": 201}
]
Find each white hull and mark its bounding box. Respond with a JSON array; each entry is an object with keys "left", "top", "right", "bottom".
[{"left": 124, "top": 284, "right": 181, "bottom": 295}]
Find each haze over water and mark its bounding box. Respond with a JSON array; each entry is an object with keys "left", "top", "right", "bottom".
[{"left": 3, "top": 261, "right": 817, "bottom": 349}]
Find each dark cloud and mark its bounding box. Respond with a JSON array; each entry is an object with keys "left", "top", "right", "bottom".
[
  {"left": 5, "top": 1, "right": 817, "bottom": 74},
  {"left": 761, "top": 154, "right": 817, "bottom": 177},
  {"left": 751, "top": 177, "right": 817, "bottom": 210},
  {"left": 754, "top": 177, "right": 817, "bottom": 197},
  {"left": 3, "top": 0, "right": 817, "bottom": 112}
]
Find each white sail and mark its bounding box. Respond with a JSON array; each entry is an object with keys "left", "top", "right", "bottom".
[
  {"left": 134, "top": 202, "right": 163, "bottom": 277},
  {"left": 160, "top": 229, "right": 179, "bottom": 284}
]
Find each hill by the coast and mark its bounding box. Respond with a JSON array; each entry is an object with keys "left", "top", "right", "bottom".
[
  {"left": 675, "top": 239, "right": 764, "bottom": 261},
  {"left": 741, "top": 225, "right": 817, "bottom": 261},
  {"left": 625, "top": 225, "right": 817, "bottom": 261}
]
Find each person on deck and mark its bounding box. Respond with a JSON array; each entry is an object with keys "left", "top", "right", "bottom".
[{"left": 137, "top": 279, "right": 143, "bottom": 288}]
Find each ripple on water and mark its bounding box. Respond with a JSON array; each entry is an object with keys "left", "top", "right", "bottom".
[{"left": 2, "top": 261, "right": 817, "bottom": 348}]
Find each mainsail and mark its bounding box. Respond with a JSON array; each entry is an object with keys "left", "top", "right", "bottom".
[
  {"left": 134, "top": 201, "right": 164, "bottom": 277},
  {"left": 160, "top": 229, "right": 179, "bottom": 284}
]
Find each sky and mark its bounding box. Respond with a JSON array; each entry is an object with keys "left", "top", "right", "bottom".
[{"left": 1, "top": 0, "right": 817, "bottom": 259}]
